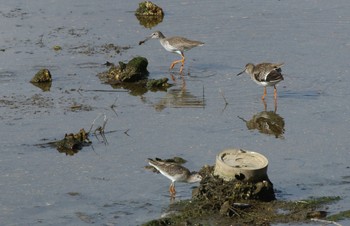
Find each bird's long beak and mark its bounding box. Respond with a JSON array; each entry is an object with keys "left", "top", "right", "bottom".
[
  {"left": 236, "top": 70, "right": 245, "bottom": 76},
  {"left": 139, "top": 36, "right": 151, "bottom": 45}
]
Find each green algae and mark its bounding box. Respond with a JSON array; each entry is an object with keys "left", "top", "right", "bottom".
[
  {"left": 143, "top": 166, "right": 344, "bottom": 225},
  {"left": 327, "top": 209, "right": 350, "bottom": 222}
]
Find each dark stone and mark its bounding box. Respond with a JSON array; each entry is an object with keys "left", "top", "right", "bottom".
[
  {"left": 55, "top": 129, "right": 91, "bottom": 156},
  {"left": 135, "top": 1, "right": 164, "bottom": 28},
  {"left": 97, "top": 57, "right": 172, "bottom": 94},
  {"left": 135, "top": 1, "right": 164, "bottom": 16},
  {"left": 30, "top": 68, "right": 52, "bottom": 83},
  {"left": 99, "top": 57, "right": 149, "bottom": 83}
]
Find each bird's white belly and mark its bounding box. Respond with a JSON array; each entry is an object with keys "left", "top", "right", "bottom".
[
  {"left": 252, "top": 79, "right": 278, "bottom": 87},
  {"left": 161, "top": 40, "right": 181, "bottom": 55}
]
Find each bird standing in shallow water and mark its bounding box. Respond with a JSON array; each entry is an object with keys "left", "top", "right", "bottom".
[
  {"left": 147, "top": 158, "right": 202, "bottom": 198},
  {"left": 139, "top": 31, "right": 204, "bottom": 73},
  {"left": 237, "top": 62, "right": 284, "bottom": 100}
]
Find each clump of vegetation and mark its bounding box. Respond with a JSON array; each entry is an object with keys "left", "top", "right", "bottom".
[
  {"left": 98, "top": 57, "right": 149, "bottom": 83},
  {"left": 142, "top": 165, "right": 347, "bottom": 225},
  {"left": 135, "top": 1, "right": 164, "bottom": 28},
  {"left": 30, "top": 68, "right": 52, "bottom": 83},
  {"left": 97, "top": 57, "right": 172, "bottom": 95},
  {"left": 55, "top": 128, "right": 91, "bottom": 155},
  {"left": 30, "top": 68, "right": 53, "bottom": 91},
  {"left": 135, "top": 1, "right": 164, "bottom": 16}
]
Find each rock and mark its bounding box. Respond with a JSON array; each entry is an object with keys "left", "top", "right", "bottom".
[
  {"left": 97, "top": 57, "right": 172, "bottom": 94},
  {"left": 30, "top": 68, "right": 52, "bottom": 83},
  {"left": 53, "top": 45, "right": 62, "bottom": 51},
  {"left": 194, "top": 165, "right": 275, "bottom": 202},
  {"left": 135, "top": 1, "right": 164, "bottom": 28},
  {"left": 55, "top": 128, "right": 91, "bottom": 156},
  {"left": 146, "top": 78, "right": 171, "bottom": 90},
  {"left": 30, "top": 81, "right": 52, "bottom": 92},
  {"left": 135, "top": 1, "right": 164, "bottom": 16},
  {"left": 100, "top": 57, "right": 149, "bottom": 83}
]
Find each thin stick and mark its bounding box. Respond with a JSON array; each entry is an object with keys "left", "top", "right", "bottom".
[
  {"left": 237, "top": 116, "right": 247, "bottom": 123},
  {"left": 77, "top": 85, "right": 83, "bottom": 96},
  {"left": 102, "top": 114, "right": 108, "bottom": 132},
  {"left": 124, "top": 129, "right": 130, "bottom": 136},
  {"left": 219, "top": 89, "right": 228, "bottom": 106},
  {"left": 88, "top": 113, "right": 102, "bottom": 133},
  {"left": 202, "top": 85, "right": 205, "bottom": 109},
  {"left": 110, "top": 97, "right": 118, "bottom": 116},
  {"left": 93, "top": 114, "right": 107, "bottom": 135},
  {"left": 219, "top": 89, "right": 228, "bottom": 113}
]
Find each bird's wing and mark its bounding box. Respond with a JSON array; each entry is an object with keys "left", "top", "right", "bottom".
[
  {"left": 167, "top": 37, "right": 203, "bottom": 51},
  {"left": 265, "top": 70, "right": 284, "bottom": 82}
]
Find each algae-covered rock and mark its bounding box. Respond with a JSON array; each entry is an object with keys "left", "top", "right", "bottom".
[
  {"left": 55, "top": 128, "right": 91, "bottom": 156},
  {"left": 97, "top": 57, "right": 172, "bottom": 94},
  {"left": 135, "top": 1, "right": 164, "bottom": 16},
  {"left": 30, "top": 68, "right": 52, "bottom": 91},
  {"left": 143, "top": 165, "right": 342, "bottom": 225},
  {"left": 146, "top": 78, "right": 171, "bottom": 90},
  {"left": 53, "top": 45, "right": 62, "bottom": 51},
  {"left": 135, "top": 14, "right": 164, "bottom": 29},
  {"left": 30, "top": 68, "right": 52, "bottom": 83},
  {"left": 99, "top": 57, "right": 149, "bottom": 83},
  {"left": 135, "top": 1, "right": 164, "bottom": 28},
  {"left": 195, "top": 165, "right": 275, "bottom": 203},
  {"left": 119, "top": 57, "right": 148, "bottom": 82},
  {"left": 30, "top": 81, "right": 52, "bottom": 91}
]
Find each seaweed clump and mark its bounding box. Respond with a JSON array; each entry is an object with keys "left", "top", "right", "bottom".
[
  {"left": 192, "top": 165, "right": 276, "bottom": 216},
  {"left": 142, "top": 166, "right": 344, "bottom": 225},
  {"left": 30, "top": 68, "right": 52, "bottom": 91},
  {"left": 30, "top": 68, "right": 52, "bottom": 83},
  {"left": 55, "top": 128, "right": 91, "bottom": 155},
  {"left": 100, "top": 57, "right": 149, "bottom": 83},
  {"left": 97, "top": 57, "right": 172, "bottom": 95},
  {"left": 135, "top": 1, "right": 164, "bottom": 28},
  {"left": 135, "top": 1, "right": 164, "bottom": 16}
]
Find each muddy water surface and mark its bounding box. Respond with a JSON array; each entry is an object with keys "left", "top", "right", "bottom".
[{"left": 1, "top": 0, "right": 350, "bottom": 225}]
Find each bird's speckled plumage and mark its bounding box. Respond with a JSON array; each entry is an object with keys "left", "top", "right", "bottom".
[
  {"left": 147, "top": 158, "right": 202, "bottom": 198},
  {"left": 148, "top": 158, "right": 201, "bottom": 183},
  {"left": 244, "top": 63, "right": 284, "bottom": 86},
  {"left": 237, "top": 62, "right": 284, "bottom": 100}
]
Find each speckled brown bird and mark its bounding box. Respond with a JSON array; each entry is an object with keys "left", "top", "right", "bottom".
[
  {"left": 147, "top": 158, "right": 202, "bottom": 197},
  {"left": 237, "top": 62, "right": 284, "bottom": 100}
]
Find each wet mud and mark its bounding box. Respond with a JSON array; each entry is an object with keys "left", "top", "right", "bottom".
[{"left": 1, "top": 1, "right": 350, "bottom": 226}]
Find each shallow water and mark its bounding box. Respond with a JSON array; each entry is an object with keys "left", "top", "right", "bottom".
[{"left": 1, "top": 0, "right": 350, "bottom": 225}]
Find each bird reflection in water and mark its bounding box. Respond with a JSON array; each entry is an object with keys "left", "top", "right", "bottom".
[
  {"left": 238, "top": 107, "right": 285, "bottom": 139},
  {"left": 153, "top": 77, "right": 205, "bottom": 111}
]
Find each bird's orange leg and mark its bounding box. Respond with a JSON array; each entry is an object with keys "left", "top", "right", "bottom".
[
  {"left": 274, "top": 85, "right": 278, "bottom": 112},
  {"left": 274, "top": 98, "right": 278, "bottom": 113},
  {"left": 262, "top": 98, "right": 267, "bottom": 111},
  {"left": 261, "top": 87, "right": 267, "bottom": 100},
  {"left": 170, "top": 59, "right": 182, "bottom": 69},
  {"left": 170, "top": 73, "right": 176, "bottom": 82},
  {"left": 179, "top": 55, "right": 186, "bottom": 73},
  {"left": 169, "top": 183, "right": 176, "bottom": 197},
  {"left": 273, "top": 85, "right": 277, "bottom": 100}
]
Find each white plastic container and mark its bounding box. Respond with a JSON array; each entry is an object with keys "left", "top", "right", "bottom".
[{"left": 214, "top": 148, "right": 269, "bottom": 182}]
